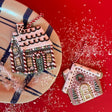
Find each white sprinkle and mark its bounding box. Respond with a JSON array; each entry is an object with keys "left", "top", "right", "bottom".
[
  {"left": 109, "top": 83, "right": 111, "bottom": 86},
  {"left": 98, "top": 1, "right": 102, "bottom": 4},
  {"left": 83, "top": 4, "right": 86, "bottom": 7}
]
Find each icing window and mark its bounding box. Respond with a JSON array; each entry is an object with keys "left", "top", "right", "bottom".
[
  {"left": 26, "top": 56, "right": 34, "bottom": 72},
  {"left": 13, "top": 46, "right": 19, "bottom": 55},
  {"left": 46, "top": 53, "right": 52, "bottom": 63},
  {"left": 27, "top": 57, "right": 33, "bottom": 67},
  {"left": 15, "top": 57, "right": 21, "bottom": 66}
]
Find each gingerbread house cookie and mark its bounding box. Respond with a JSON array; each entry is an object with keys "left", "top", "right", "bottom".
[
  {"left": 62, "top": 63, "right": 103, "bottom": 105},
  {"left": 9, "top": 23, "right": 56, "bottom": 74}
]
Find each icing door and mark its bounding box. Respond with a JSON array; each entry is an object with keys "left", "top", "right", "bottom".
[
  {"left": 36, "top": 53, "right": 44, "bottom": 72},
  {"left": 80, "top": 84, "right": 93, "bottom": 102}
]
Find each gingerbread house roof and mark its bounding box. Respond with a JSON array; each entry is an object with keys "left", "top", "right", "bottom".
[
  {"left": 12, "top": 23, "right": 52, "bottom": 51},
  {"left": 70, "top": 63, "right": 103, "bottom": 79}
]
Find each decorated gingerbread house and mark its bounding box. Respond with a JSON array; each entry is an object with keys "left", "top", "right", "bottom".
[
  {"left": 62, "top": 63, "right": 103, "bottom": 105},
  {"left": 9, "top": 23, "right": 56, "bottom": 74}
]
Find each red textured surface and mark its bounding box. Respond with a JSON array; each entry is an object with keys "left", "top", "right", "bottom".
[{"left": 0, "top": 0, "right": 112, "bottom": 112}]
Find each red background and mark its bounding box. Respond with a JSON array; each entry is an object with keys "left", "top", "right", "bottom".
[{"left": 0, "top": 0, "right": 112, "bottom": 112}]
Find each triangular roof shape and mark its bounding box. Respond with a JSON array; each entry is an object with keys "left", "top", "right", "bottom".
[
  {"left": 12, "top": 23, "right": 52, "bottom": 51},
  {"left": 71, "top": 63, "right": 103, "bottom": 79}
]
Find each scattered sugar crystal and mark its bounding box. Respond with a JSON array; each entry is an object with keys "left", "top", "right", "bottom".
[
  {"left": 33, "top": 102, "right": 36, "bottom": 104},
  {"left": 98, "top": 1, "right": 102, "bottom": 4},
  {"left": 108, "top": 50, "right": 112, "bottom": 55},
  {"left": 57, "top": 11, "right": 61, "bottom": 14},
  {"left": 83, "top": 4, "right": 87, "bottom": 7},
  {"left": 109, "top": 83, "right": 111, "bottom": 86},
  {"left": 64, "top": 5, "right": 67, "bottom": 7},
  {"left": 88, "top": 9, "right": 92, "bottom": 13}
]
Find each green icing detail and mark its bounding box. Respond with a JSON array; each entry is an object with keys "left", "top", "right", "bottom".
[
  {"left": 72, "top": 89, "right": 78, "bottom": 100},
  {"left": 48, "top": 45, "right": 51, "bottom": 48},
  {"left": 76, "top": 73, "right": 84, "bottom": 82},
  {"left": 25, "top": 49, "right": 30, "bottom": 53},
  {"left": 94, "top": 81, "right": 100, "bottom": 92},
  {"left": 36, "top": 55, "right": 44, "bottom": 72}
]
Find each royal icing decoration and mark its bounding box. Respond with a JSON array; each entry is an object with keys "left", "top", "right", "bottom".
[
  {"left": 9, "top": 23, "right": 56, "bottom": 74},
  {"left": 62, "top": 63, "right": 103, "bottom": 105}
]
